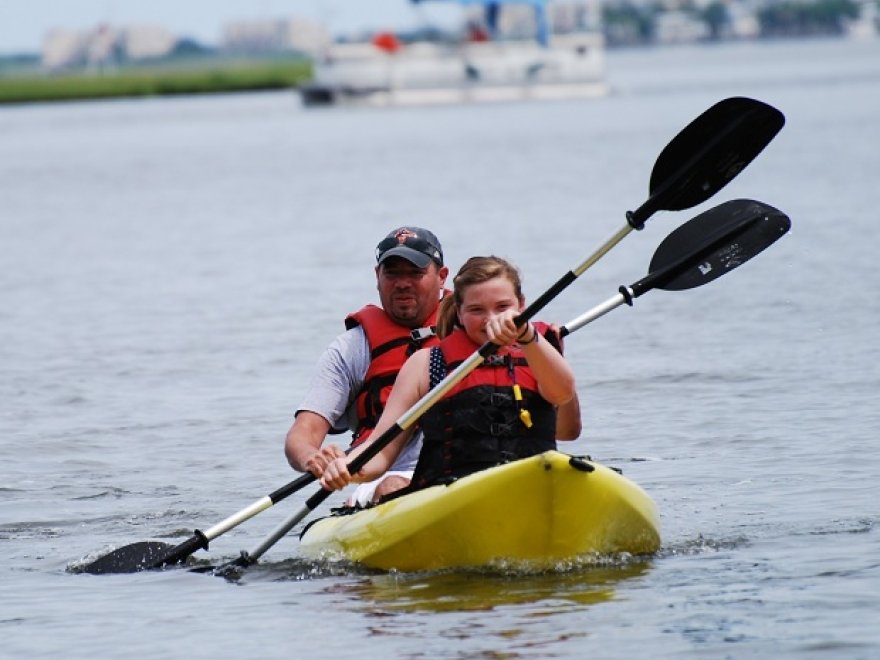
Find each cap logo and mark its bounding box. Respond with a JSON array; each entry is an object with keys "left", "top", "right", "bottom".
[
  {"left": 376, "top": 226, "right": 442, "bottom": 266},
  {"left": 395, "top": 228, "right": 417, "bottom": 244}
]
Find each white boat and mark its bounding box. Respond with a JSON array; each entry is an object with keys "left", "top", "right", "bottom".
[{"left": 300, "top": 1, "right": 608, "bottom": 107}]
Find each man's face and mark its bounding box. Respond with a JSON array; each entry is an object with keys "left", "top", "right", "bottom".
[{"left": 376, "top": 257, "right": 449, "bottom": 328}]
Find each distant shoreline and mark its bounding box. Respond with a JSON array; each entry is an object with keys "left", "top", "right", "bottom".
[
  {"left": 0, "top": 59, "right": 312, "bottom": 105},
  {"left": 1, "top": 30, "right": 873, "bottom": 106}
]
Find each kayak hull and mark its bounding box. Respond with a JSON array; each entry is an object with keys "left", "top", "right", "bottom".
[{"left": 298, "top": 451, "right": 660, "bottom": 571}]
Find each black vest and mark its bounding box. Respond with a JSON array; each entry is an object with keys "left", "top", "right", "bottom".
[{"left": 411, "top": 344, "right": 556, "bottom": 490}]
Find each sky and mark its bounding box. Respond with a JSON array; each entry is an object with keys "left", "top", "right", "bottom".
[{"left": 0, "top": 0, "right": 465, "bottom": 55}]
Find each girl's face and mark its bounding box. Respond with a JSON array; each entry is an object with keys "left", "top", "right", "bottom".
[{"left": 457, "top": 276, "right": 523, "bottom": 343}]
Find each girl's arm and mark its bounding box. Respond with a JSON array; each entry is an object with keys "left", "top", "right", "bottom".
[
  {"left": 320, "top": 349, "right": 430, "bottom": 491},
  {"left": 555, "top": 392, "right": 582, "bottom": 440},
  {"left": 486, "top": 311, "right": 576, "bottom": 407},
  {"left": 517, "top": 322, "right": 577, "bottom": 406}
]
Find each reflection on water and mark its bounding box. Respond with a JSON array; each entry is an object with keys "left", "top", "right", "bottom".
[
  {"left": 327, "top": 561, "right": 653, "bottom": 614},
  {"left": 3, "top": 36, "right": 880, "bottom": 659}
]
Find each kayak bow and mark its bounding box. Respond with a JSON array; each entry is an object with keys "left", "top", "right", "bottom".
[{"left": 298, "top": 451, "right": 660, "bottom": 571}]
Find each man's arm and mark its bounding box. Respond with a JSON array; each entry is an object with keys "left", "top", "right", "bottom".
[
  {"left": 555, "top": 392, "right": 582, "bottom": 441},
  {"left": 285, "top": 411, "right": 344, "bottom": 476},
  {"left": 284, "top": 327, "right": 369, "bottom": 476}
]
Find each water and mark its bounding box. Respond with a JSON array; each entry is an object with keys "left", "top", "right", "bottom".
[{"left": 2, "top": 37, "right": 879, "bottom": 658}]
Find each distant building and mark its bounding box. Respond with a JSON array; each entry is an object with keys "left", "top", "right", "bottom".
[
  {"left": 655, "top": 10, "right": 711, "bottom": 43},
  {"left": 121, "top": 25, "right": 178, "bottom": 60},
  {"left": 494, "top": 6, "right": 542, "bottom": 38},
  {"left": 461, "top": 2, "right": 604, "bottom": 39},
  {"left": 726, "top": 3, "right": 762, "bottom": 39},
  {"left": 551, "top": 2, "right": 603, "bottom": 33},
  {"left": 222, "top": 18, "right": 330, "bottom": 55},
  {"left": 42, "top": 23, "right": 176, "bottom": 70},
  {"left": 846, "top": 0, "right": 879, "bottom": 38},
  {"left": 87, "top": 24, "right": 118, "bottom": 64},
  {"left": 42, "top": 29, "right": 91, "bottom": 69}
]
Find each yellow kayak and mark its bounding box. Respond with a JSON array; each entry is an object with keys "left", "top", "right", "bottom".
[{"left": 298, "top": 451, "right": 661, "bottom": 571}]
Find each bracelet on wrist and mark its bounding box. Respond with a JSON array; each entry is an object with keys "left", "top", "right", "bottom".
[{"left": 517, "top": 323, "right": 539, "bottom": 345}]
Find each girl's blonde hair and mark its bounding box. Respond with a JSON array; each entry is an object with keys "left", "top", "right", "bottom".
[{"left": 437, "top": 256, "right": 524, "bottom": 338}]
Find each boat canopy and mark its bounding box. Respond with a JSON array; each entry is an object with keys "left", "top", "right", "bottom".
[{"left": 410, "top": 0, "right": 550, "bottom": 46}]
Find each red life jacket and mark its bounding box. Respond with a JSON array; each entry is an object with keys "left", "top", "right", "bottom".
[
  {"left": 344, "top": 303, "right": 441, "bottom": 445},
  {"left": 412, "top": 323, "right": 557, "bottom": 489}
]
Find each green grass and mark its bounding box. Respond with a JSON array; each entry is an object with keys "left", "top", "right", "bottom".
[{"left": 0, "top": 59, "right": 313, "bottom": 104}]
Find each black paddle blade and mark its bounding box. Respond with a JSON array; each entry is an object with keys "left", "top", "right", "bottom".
[
  {"left": 646, "top": 199, "right": 790, "bottom": 292},
  {"left": 78, "top": 531, "right": 209, "bottom": 574},
  {"left": 631, "top": 97, "right": 785, "bottom": 227},
  {"left": 76, "top": 541, "right": 176, "bottom": 575}
]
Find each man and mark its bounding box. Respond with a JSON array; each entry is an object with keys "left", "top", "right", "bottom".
[{"left": 285, "top": 226, "right": 449, "bottom": 504}]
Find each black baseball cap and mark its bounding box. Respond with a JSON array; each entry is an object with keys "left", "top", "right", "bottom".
[{"left": 375, "top": 226, "right": 443, "bottom": 268}]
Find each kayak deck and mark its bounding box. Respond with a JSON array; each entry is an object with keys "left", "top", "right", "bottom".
[{"left": 298, "top": 451, "right": 660, "bottom": 571}]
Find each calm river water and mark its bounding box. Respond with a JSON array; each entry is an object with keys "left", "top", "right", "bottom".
[{"left": 2, "top": 37, "right": 879, "bottom": 659}]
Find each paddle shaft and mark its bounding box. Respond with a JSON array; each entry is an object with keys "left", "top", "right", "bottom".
[
  {"left": 231, "top": 199, "right": 792, "bottom": 573},
  {"left": 232, "top": 99, "right": 784, "bottom": 540},
  {"left": 309, "top": 202, "right": 788, "bottom": 511},
  {"left": 213, "top": 203, "right": 790, "bottom": 573},
  {"left": 145, "top": 471, "right": 315, "bottom": 568},
  {"left": 231, "top": 247, "right": 635, "bottom": 567},
  {"left": 223, "top": 224, "right": 661, "bottom": 567},
  {"left": 168, "top": 220, "right": 614, "bottom": 570},
  {"left": 215, "top": 100, "right": 787, "bottom": 569},
  {"left": 174, "top": 264, "right": 592, "bottom": 570},
  {"left": 82, "top": 97, "right": 785, "bottom": 575}
]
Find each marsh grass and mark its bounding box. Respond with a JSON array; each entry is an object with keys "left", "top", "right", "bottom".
[{"left": 0, "top": 58, "right": 312, "bottom": 104}]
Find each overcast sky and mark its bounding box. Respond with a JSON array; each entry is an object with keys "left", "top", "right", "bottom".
[{"left": 0, "top": 0, "right": 464, "bottom": 54}]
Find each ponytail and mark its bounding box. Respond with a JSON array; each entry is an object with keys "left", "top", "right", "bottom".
[{"left": 437, "top": 293, "right": 458, "bottom": 338}]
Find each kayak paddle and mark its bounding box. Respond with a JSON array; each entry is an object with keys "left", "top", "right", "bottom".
[
  {"left": 212, "top": 198, "right": 790, "bottom": 576},
  {"left": 77, "top": 96, "right": 783, "bottom": 575},
  {"left": 556, "top": 95, "right": 784, "bottom": 279},
  {"left": 560, "top": 198, "right": 791, "bottom": 338},
  {"left": 216, "top": 199, "right": 791, "bottom": 576},
  {"left": 77, "top": 472, "right": 316, "bottom": 575}
]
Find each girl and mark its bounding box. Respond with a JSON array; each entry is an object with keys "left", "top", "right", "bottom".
[{"left": 321, "top": 256, "right": 577, "bottom": 495}]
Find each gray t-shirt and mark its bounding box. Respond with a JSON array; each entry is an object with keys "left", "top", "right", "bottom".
[{"left": 296, "top": 326, "right": 422, "bottom": 471}]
